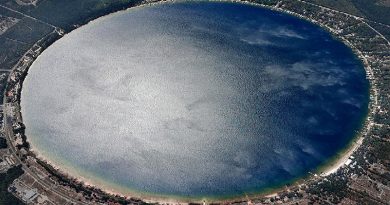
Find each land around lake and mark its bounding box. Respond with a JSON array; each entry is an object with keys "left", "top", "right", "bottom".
[{"left": 0, "top": 0, "right": 389, "bottom": 205}]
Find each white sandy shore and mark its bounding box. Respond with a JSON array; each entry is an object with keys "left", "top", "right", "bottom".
[
  {"left": 320, "top": 136, "right": 364, "bottom": 176},
  {"left": 29, "top": 145, "right": 196, "bottom": 204},
  {"left": 19, "top": 0, "right": 378, "bottom": 203}
]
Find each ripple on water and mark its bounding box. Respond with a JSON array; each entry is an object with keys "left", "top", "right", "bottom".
[{"left": 21, "top": 1, "right": 369, "bottom": 199}]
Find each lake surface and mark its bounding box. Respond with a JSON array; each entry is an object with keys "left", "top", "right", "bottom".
[{"left": 21, "top": 1, "right": 369, "bottom": 200}]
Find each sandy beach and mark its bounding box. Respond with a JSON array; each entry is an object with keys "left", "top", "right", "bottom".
[{"left": 18, "top": 0, "right": 377, "bottom": 203}]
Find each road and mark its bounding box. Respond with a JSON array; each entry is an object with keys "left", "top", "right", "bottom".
[
  {"left": 0, "top": 4, "right": 58, "bottom": 29},
  {"left": 298, "top": 0, "right": 390, "bottom": 46},
  {"left": 1, "top": 30, "right": 89, "bottom": 204},
  {"left": 2, "top": 106, "right": 90, "bottom": 204},
  {"left": 1, "top": 0, "right": 389, "bottom": 204}
]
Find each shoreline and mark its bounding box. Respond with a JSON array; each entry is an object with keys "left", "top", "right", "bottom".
[
  {"left": 16, "top": 0, "right": 377, "bottom": 203},
  {"left": 320, "top": 135, "right": 364, "bottom": 176},
  {"left": 28, "top": 144, "right": 193, "bottom": 204},
  {"left": 26, "top": 139, "right": 289, "bottom": 203}
]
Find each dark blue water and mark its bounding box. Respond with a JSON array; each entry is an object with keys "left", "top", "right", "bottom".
[{"left": 22, "top": 1, "right": 369, "bottom": 199}]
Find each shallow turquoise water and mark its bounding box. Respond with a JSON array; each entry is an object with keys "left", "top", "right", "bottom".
[{"left": 21, "top": 1, "right": 369, "bottom": 199}]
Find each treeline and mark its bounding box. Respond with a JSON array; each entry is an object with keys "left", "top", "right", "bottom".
[{"left": 0, "top": 165, "right": 24, "bottom": 205}]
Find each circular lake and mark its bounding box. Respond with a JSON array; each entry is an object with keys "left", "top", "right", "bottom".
[{"left": 21, "top": 1, "right": 369, "bottom": 200}]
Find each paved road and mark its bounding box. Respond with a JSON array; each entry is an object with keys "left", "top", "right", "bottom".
[
  {"left": 1, "top": 30, "right": 89, "bottom": 204},
  {"left": 2, "top": 105, "right": 90, "bottom": 205},
  {"left": 298, "top": 0, "right": 390, "bottom": 45},
  {"left": 1, "top": 1, "right": 388, "bottom": 204},
  {"left": 0, "top": 4, "right": 58, "bottom": 29}
]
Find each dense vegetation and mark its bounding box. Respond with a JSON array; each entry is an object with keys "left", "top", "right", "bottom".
[
  {"left": 0, "top": 0, "right": 144, "bottom": 31},
  {"left": 0, "top": 137, "right": 6, "bottom": 149},
  {"left": 0, "top": 165, "right": 24, "bottom": 205},
  {"left": 0, "top": 0, "right": 389, "bottom": 204},
  {"left": 306, "top": 0, "right": 390, "bottom": 25}
]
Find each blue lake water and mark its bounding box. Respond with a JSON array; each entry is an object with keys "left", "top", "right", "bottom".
[{"left": 21, "top": 1, "right": 369, "bottom": 200}]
